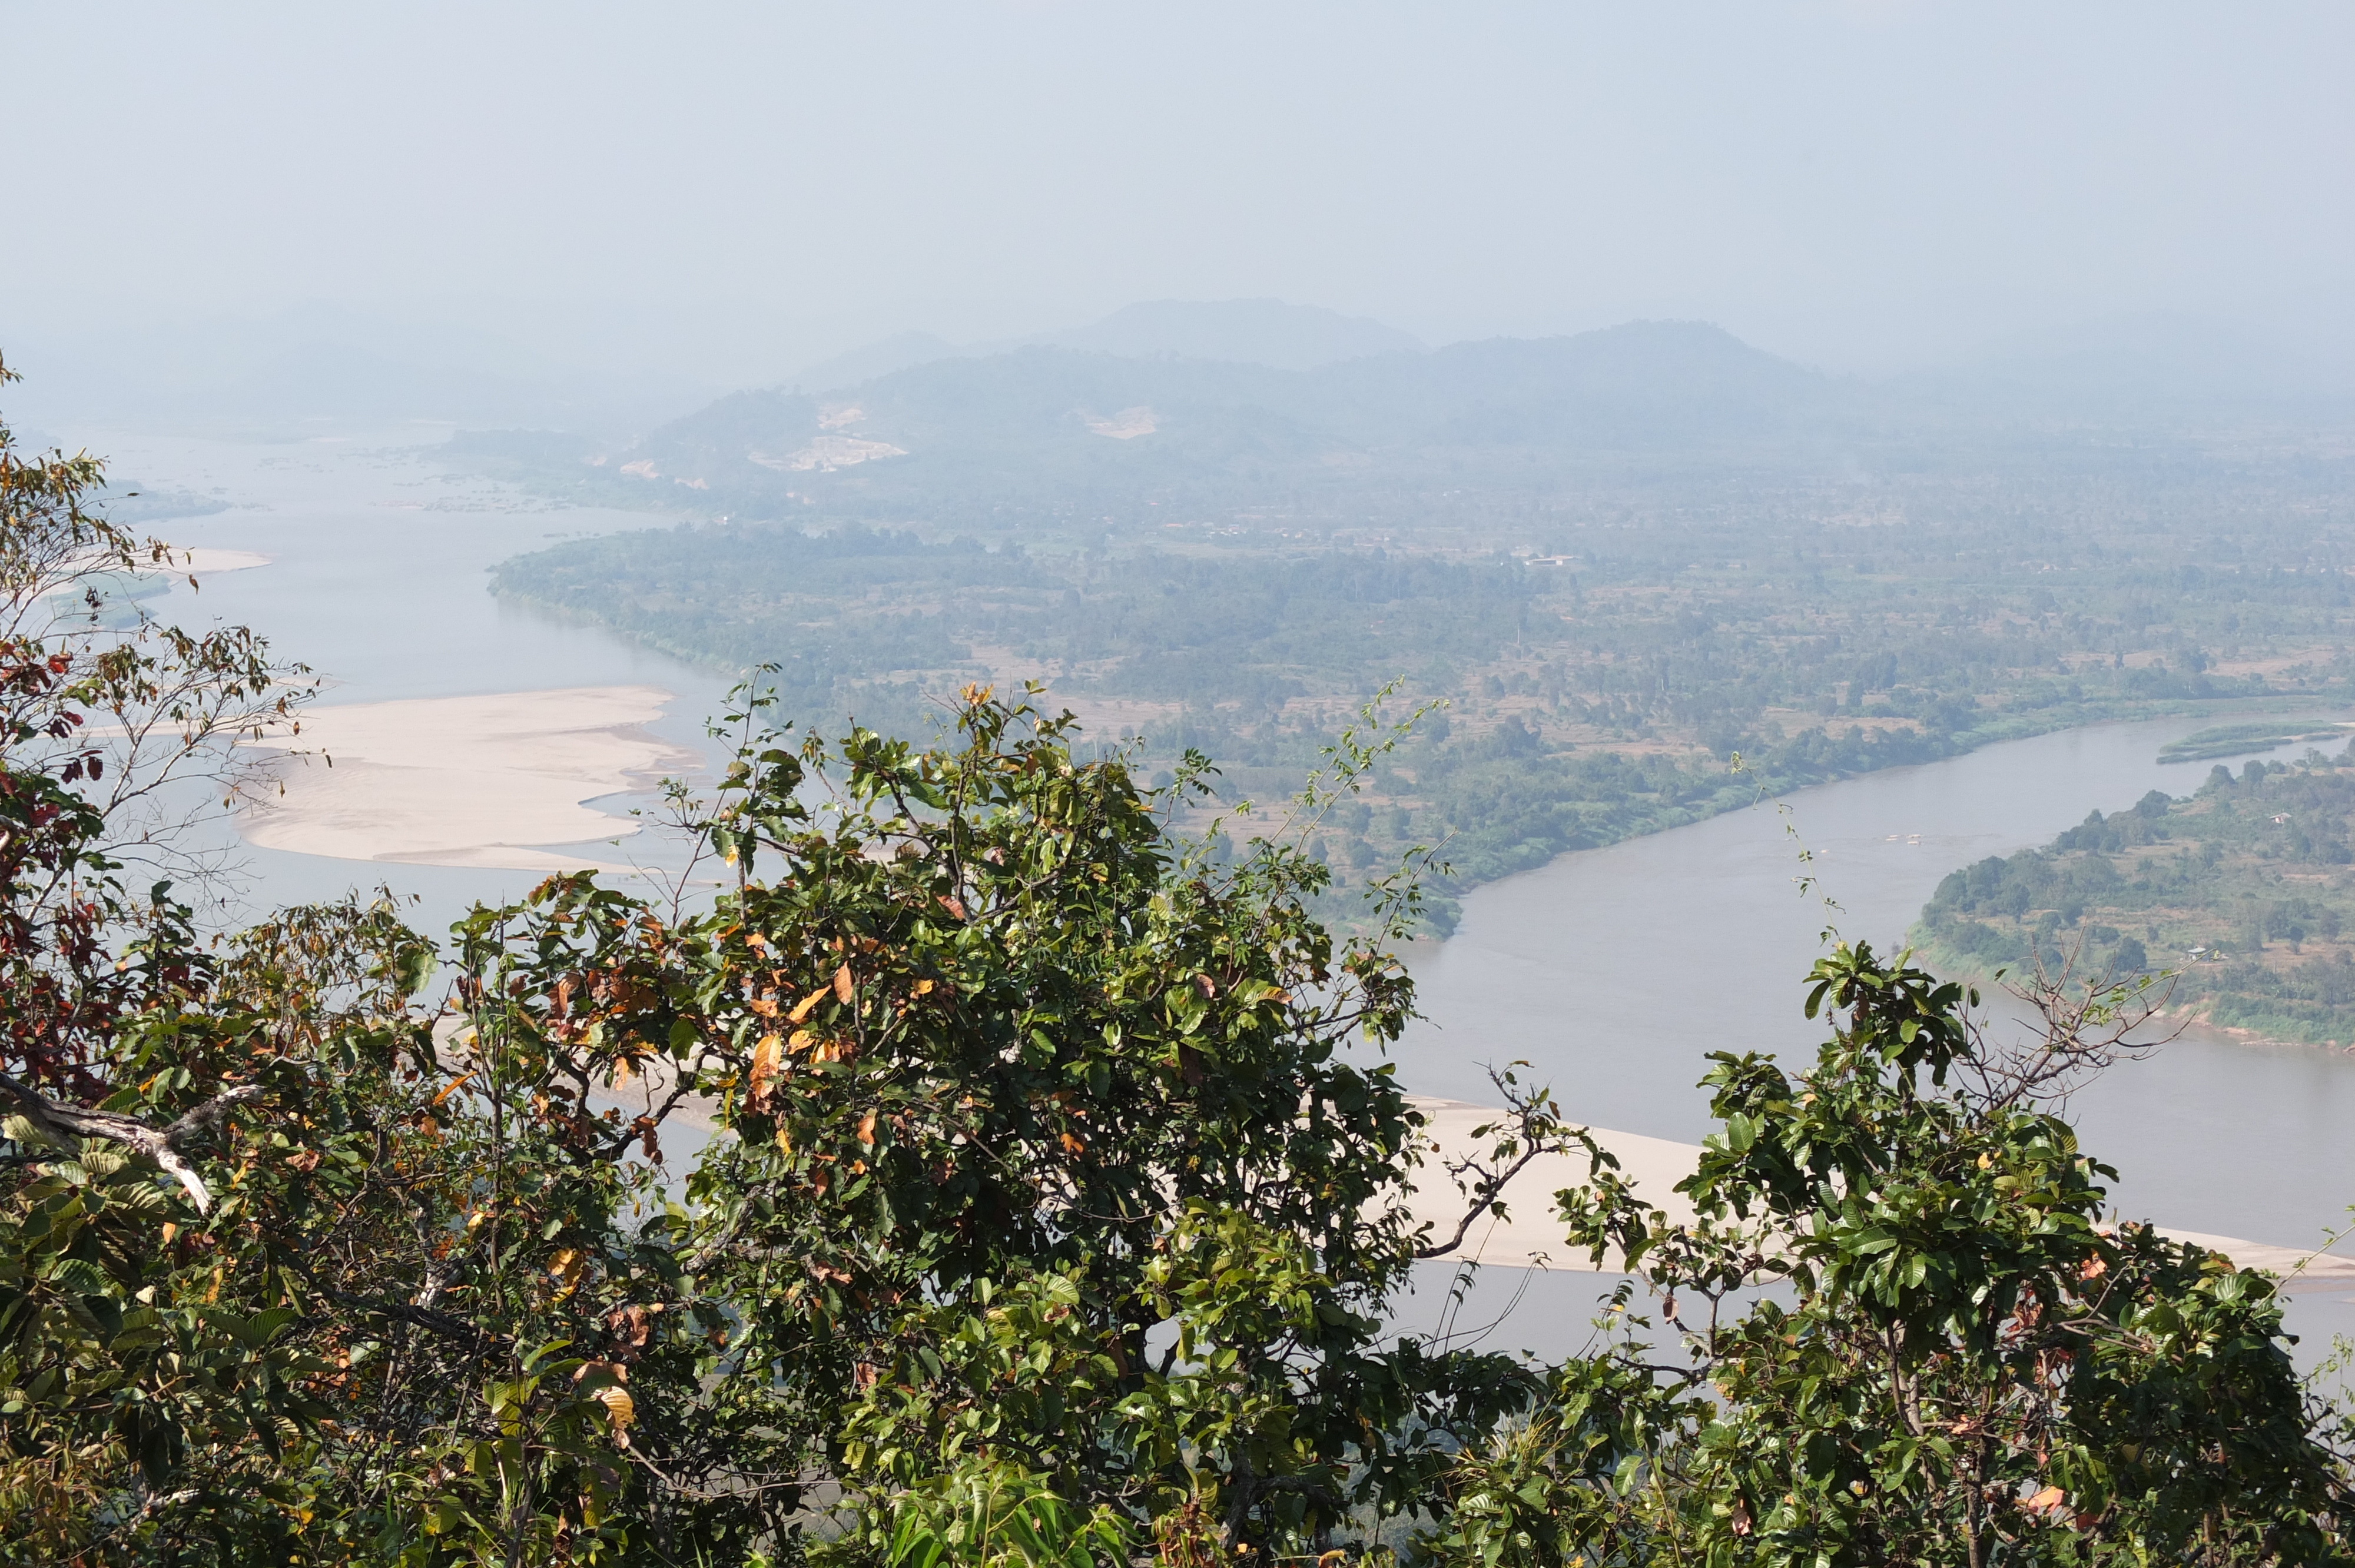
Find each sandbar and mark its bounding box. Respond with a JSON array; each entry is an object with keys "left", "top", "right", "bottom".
[
  {"left": 176, "top": 547, "right": 272, "bottom": 575},
  {"left": 240, "top": 685, "right": 700, "bottom": 872},
  {"left": 1408, "top": 1098, "right": 2355, "bottom": 1291}
]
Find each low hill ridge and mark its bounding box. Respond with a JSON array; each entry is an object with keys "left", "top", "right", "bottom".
[{"left": 487, "top": 319, "right": 1842, "bottom": 516}]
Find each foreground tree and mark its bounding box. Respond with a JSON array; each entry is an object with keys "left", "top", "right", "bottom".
[
  {"left": 1455, "top": 946, "right": 2355, "bottom": 1566},
  {"left": 440, "top": 680, "right": 1564, "bottom": 1562},
  {"left": 0, "top": 363, "right": 708, "bottom": 1561}
]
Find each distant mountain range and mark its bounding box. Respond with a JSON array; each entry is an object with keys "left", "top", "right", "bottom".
[
  {"left": 450, "top": 318, "right": 1888, "bottom": 523},
  {"left": 446, "top": 305, "right": 2355, "bottom": 531},
  {"left": 18, "top": 296, "right": 2345, "bottom": 486}
]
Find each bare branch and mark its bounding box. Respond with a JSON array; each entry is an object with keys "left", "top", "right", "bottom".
[
  {"left": 1415, "top": 1064, "right": 1605, "bottom": 1260},
  {"left": 1956, "top": 932, "right": 2180, "bottom": 1114},
  {"left": 0, "top": 1072, "right": 258, "bottom": 1211}
]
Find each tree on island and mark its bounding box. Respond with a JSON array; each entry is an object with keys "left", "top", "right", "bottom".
[{"left": 1, "top": 357, "right": 2350, "bottom": 1565}]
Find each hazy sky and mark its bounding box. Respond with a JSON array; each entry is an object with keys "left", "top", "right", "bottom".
[{"left": 6, "top": 2, "right": 2352, "bottom": 384}]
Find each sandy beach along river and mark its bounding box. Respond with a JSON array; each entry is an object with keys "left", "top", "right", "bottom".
[
  {"left": 240, "top": 685, "right": 699, "bottom": 871},
  {"left": 78, "top": 426, "right": 738, "bottom": 928}
]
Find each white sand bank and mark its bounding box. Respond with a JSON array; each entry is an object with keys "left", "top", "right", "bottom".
[
  {"left": 1405, "top": 1098, "right": 1701, "bottom": 1271},
  {"left": 175, "top": 547, "right": 271, "bottom": 574},
  {"left": 64, "top": 546, "right": 270, "bottom": 578},
  {"left": 2152, "top": 1230, "right": 2355, "bottom": 1293},
  {"left": 1408, "top": 1098, "right": 2355, "bottom": 1292},
  {"left": 240, "top": 685, "right": 699, "bottom": 871}
]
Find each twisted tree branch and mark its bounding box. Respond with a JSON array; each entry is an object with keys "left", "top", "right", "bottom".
[{"left": 0, "top": 1072, "right": 259, "bottom": 1211}]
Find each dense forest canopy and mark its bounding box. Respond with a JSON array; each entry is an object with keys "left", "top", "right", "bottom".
[
  {"left": 493, "top": 526, "right": 1534, "bottom": 716},
  {"left": 484, "top": 373, "right": 2355, "bottom": 925}
]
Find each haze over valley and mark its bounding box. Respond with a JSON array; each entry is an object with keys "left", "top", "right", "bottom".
[
  {"left": 413, "top": 301, "right": 2354, "bottom": 930},
  {"left": 15, "top": 8, "right": 2355, "bottom": 1557}
]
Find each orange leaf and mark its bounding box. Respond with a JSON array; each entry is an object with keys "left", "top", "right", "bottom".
[
  {"left": 789, "top": 989, "right": 825, "bottom": 1024},
  {"left": 748, "top": 1034, "right": 784, "bottom": 1102},
  {"left": 832, "top": 963, "right": 855, "bottom": 1004},
  {"left": 2027, "top": 1486, "right": 2067, "bottom": 1514},
  {"left": 592, "top": 1384, "right": 635, "bottom": 1440},
  {"left": 857, "top": 1112, "right": 878, "bottom": 1145}
]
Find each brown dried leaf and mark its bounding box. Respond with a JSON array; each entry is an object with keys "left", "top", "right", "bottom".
[{"left": 748, "top": 1033, "right": 784, "bottom": 1099}]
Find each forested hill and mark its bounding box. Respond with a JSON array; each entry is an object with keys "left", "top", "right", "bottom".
[
  {"left": 1912, "top": 753, "right": 2355, "bottom": 1046},
  {"left": 447, "top": 321, "right": 1858, "bottom": 523}
]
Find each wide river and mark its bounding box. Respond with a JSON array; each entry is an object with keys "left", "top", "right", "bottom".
[{"left": 81, "top": 428, "right": 2355, "bottom": 1360}]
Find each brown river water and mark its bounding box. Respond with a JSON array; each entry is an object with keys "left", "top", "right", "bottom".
[{"left": 1389, "top": 716, "right": 2355, "bottom": 1363}]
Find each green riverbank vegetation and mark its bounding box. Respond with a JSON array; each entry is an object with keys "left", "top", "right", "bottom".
[
  {"left": 9, "top": 359, "right": 2355, "bottom": 1564},
  {"left": 489, "top": 510, "right": 2350, "bottom": 932},
  {"left": 2160, "top": 721, "right": 2355, "bottom": 764},
  {"left": 1912, "top": 749, "right": 2355, "bottom": 1047}
]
